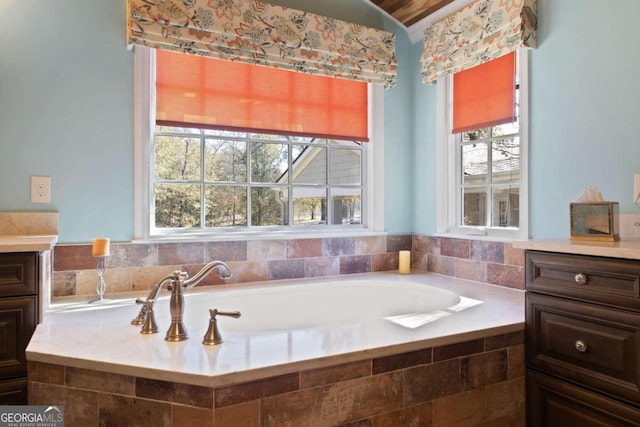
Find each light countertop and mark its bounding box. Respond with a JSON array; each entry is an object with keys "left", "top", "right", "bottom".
[
  {"left": 27, "top": 271, "right": 524, "bottom": 388},
  {"left": 513, "top": 238, "right": 640, "bottom": 260},
  {"left": 0, "top": 235, "right": 58, "bottom": 253}
]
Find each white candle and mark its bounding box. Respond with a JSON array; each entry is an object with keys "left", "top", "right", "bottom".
[
  {"left": 92, "top": 238, "right": 110, "bottom": 257},
  {"left": 399, "top": 250, "right": 411, "bottom": 274}
]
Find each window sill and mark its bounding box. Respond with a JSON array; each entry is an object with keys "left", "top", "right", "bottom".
[
  {"left": 433, "top": 232, "right": 524, "bottom": 243},
  {"left": 133, "top": 228, "right": 388, "bottom": 244}
]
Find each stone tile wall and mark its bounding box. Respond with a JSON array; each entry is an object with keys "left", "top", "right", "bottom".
[
  {"left": 28, "top": 331, "right": 525, "bottom": 426},
  {"left": 52, "top": 235, "right": 412, "bottom": 298},
  {"left": 413, "top": 235, "right": 525, "bottom": 290},
  {"left": 51, "top": 234, "right": 525, "bottom": 298}
]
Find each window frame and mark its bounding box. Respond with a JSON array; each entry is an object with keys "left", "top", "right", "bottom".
[
  {"left": 133, "top": 47, "right": 384, "bottom": 241},
  {"left": 436, "top": 49, "right": 529, "bottom": 241}
]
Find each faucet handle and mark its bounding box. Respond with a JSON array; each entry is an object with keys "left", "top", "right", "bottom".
[
  {"left": 168, "top": 271, "right": 189, "bottom": 291},
  {"left": 140, "top": 300, "right": 159, "bottom": 334},
  {"left": 212, "top": 309, "right": 241, "bottom": 319},
  {"left": 172, "top": 270, "right": 188, "bottom": 281},
  {"left": 131, "top": 303, "right": 147, "bottom": 325},
  {"left": 131, "top": 297, "right": 151, "bottom": 325},
  {"left": 203, "top": 308, "right": 241, "bottom": 345}
]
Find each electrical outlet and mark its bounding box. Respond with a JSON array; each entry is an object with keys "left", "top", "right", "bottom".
[
  {"left": 31, "top": 176, "right": 51, "bottom": 203},
  {"left": 619, "top": 214, "right": 640, "bottom": 239}
]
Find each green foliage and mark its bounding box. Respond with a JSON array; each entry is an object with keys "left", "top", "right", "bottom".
[
  {"left": 251, "top": 187, "right": 285, "bottom": 226},
  {"left": 155, "top": 184, "right": 201, "bottom": 228},
  {"left": 205, "top": 186, "right": 247, "bottom": 227},
  {"left": 154, "top": 131, "right": 287, "bottom": 228}
]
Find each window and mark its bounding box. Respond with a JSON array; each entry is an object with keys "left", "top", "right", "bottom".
[
  {"left": 153, "top": 128, "right": 364, "bottom": 232},
  {"left": 134, "top": 48, "right": 384, "bottom": 239},
  {"left": 436, "top": 49, "right": 529, "bottom": 240}
]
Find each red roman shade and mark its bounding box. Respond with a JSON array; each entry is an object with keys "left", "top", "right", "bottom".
[
  {"left": 156, "top": 50, "right": 369, "bottom": 141},
  {"left": 452, "top": 51, "right": 516, "bottom": 134}
]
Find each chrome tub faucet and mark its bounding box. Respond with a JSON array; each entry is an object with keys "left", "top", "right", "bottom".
[{"left": 131, "top": 260, "right": 233, "bottom": 342}]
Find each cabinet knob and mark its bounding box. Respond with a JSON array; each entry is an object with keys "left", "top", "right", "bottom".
[
  {"left": 574, "top": 273, "right": 588, "bottom": 285},
  {"left": 575, "top": 340, "right": 587, "bottom": 353}
]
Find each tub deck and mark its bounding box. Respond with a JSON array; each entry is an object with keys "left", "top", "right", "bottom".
[{"left": 27, "top": 271, "right": 524, "bottom": 388}]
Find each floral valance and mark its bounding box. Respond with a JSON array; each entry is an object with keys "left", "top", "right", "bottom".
[
  {"left": 420, "top": 0, "right": 537, "bottom": 84},
  {"left": 127, "top": 0, "right": 397, "bottom": 88}
]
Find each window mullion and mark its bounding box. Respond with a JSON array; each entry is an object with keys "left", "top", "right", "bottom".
[
  {"left": 287, "top": 139, "right": 293, "bottom": 227},
  {"left": 247, "top": 139, "right": 252, "bottom": 227},
  {"left": 326, "top": 143, "right": 332, "bottom": 225},
  {"left": 200, "top": 130, "right": 206, "bottom": 229},
  {"left": 456, "top": 133, "right": 464, "bottom": 228},
  {"left": 486, "top": 134, "right": 493, "bottom": 228}
]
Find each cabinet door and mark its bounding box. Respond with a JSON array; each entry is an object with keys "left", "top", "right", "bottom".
[
  {"left": 0, "top": 297, "right": 36, "bottom": 380},
  {"left": 527, "top": 370, "right": 640, "bottom": 426},
  {"left": 526, "top": 292, "right": 640, "bottom": 405},
  {"left": 0, "top": 253, "right": 38, "bottom": 297}
]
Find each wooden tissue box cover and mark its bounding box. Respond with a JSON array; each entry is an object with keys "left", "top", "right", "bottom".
[{"left": 570, "top": 202, "right": 619, "bottom": 241}]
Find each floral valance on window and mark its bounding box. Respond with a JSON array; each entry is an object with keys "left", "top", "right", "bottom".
[
  {"left": 420, "top": 0, "right": 536, "bottom": 84},
  {"left": 127, "top": 0, "right": 397, "bottom": 88}
]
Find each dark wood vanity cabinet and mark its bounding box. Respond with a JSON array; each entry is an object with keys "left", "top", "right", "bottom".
[
  {"left": 0, "top": 252, "right": 38, "bottom": 404},
  {"left": 525, "top": 250, "right": 640, "bottom": 426}
]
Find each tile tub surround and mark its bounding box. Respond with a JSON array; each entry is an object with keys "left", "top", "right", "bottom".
[
  {"left": 51, "top": 234, "right": 526, "bottom": 299},
  {"left": 413, "top": 235, "right": 526, "bottom": 290},
  {"left": 28, "top": 272, "right": 524, "bottom": 426},
  {"left": 28, "top": 332, "right": 525, "bottom": 426},
  {"left": 52, "top": 235, "right": 413, "bottom": 298}
]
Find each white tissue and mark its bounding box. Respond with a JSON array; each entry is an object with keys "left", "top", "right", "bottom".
[{"left": 576, "top": 185, "right": 603, "bottom": 202}]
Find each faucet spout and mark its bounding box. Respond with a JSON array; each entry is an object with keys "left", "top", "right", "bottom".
[{"left": 183, "top": 260, "right": 232, "bottom": 289}]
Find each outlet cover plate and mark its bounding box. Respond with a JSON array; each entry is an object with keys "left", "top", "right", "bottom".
[
  {"left": 31, "top": 176, "right": 51, "bottom": 203},
  {"left": 619, "top": 214, "right": 640, "bottom": 239}
]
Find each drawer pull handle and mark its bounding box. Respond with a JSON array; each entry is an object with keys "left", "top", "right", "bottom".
[
  {"left": 575, "top": 340, "right": 587, "bottom": 353},
  {"left": 574, "top": 273, "right": 588, "bottom": 285}
]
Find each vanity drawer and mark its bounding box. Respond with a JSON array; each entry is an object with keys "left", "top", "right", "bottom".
[
  {"left": 526, "top": 292, "right": 640, "bottom": 405},
  {"left": 527, "top": 370, "right": 640, "bottom": 426},
  {"left": 0, "top": 253, "right": 38, "bottom": 297},
  {"left": 526, "top": 251, "right": 640, "bottom": 310}
]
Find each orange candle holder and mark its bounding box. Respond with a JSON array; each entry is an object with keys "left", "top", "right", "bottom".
[{"left": 90, "top": 238, "right": 110, "bottom": 303}]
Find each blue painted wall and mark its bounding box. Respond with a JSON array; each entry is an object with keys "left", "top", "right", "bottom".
[
  {"left": 3, "top": 0, "right": 638, "bottom": 242},
  {"left": 411, "top": 40, "right": 438, "bottom": 235},
  {"left": 528, "top": 0, "right": 640, "bottom": 238},
  {"left": 0, "top": 0, "right": 134, "bottom": 242}
]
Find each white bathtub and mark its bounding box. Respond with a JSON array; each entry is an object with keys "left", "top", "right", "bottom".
[
  {"left": 182, "top": 279, "right": 463, "bottom": 332},
  {"left": 31, "top": 272, "right": 524, "bottom": 388}
]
